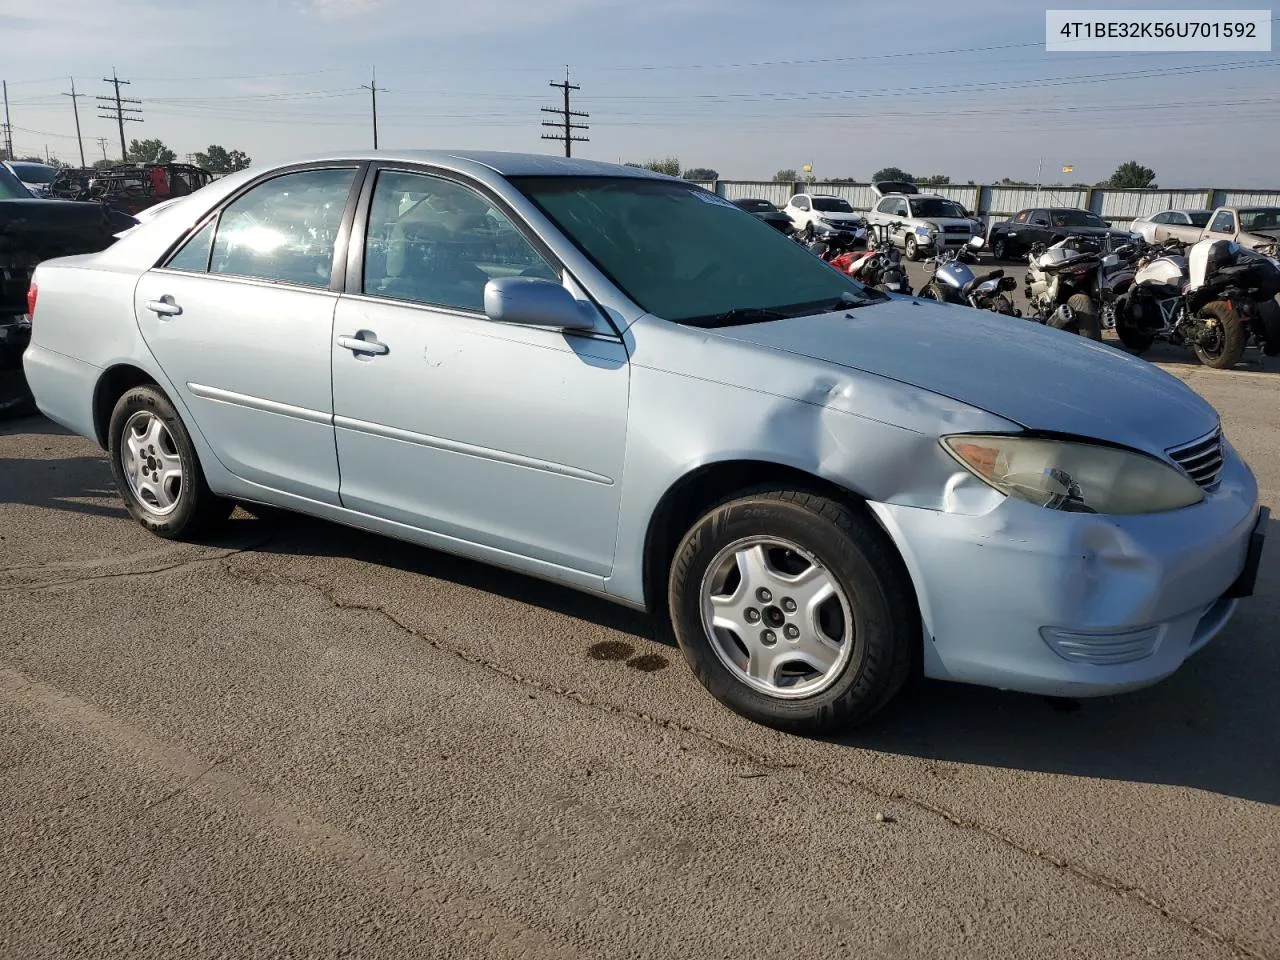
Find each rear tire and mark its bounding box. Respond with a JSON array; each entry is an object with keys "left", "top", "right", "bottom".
[
  {"left": 919, "top": 282, "right": 944, "bottom": 302},
  {"left": 1193, "top": 300, "right": 1246, "bottom": 369},
  {"left": 1065, "top": 293, "right": 1103, "bottom": 340},
  {"left": 107, "top": 385, "right": 233, "bottom": 539},
  {"left": 668, "top": 489, "right": 918, "bottom": 733}
]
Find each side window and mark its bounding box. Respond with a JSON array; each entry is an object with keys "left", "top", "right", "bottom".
[
  {"left": 164, "top": 218, "right": 215, "bottom": 273},
  {"left": 1210, "top": 210, "right": 1235, "bottom": 234},
  {"left": 875, "top": 198, "right": 895, "bottom": 214},
  {"left": 895, "top": 199, "right": 910, "bottom": 217},
  {"left": 1029, "top": 210, "right": 1050, "bottom": 226},
  {"left": 1014, "top": 210, "right": 1028, "bottom": 224},
  {"left": 795, "top": 196, "right": 810, "bottom": 211},
  {"left": 1150, "top": 213, "right": 1170, "bottom": 224},
  {"left": 209, "top": 167, "right": 356, "bottom": 287},
  {"left": 362, "top": 170, "right": 557, "bottom": 313}
]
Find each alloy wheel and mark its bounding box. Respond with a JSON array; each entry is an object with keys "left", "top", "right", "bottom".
[{"left": 121, "top": 411, "right": 184, "bottom": 517}]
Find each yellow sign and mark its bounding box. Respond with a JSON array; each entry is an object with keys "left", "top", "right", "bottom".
[
  {"left": 802, "top": 163, "right": 813, "bottom": 174},
  {"left": 1062, "top": 164, "right": 1074, "bottom": 174}
]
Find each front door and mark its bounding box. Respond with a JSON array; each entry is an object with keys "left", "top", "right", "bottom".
[
  {"left": 330, "top": 168, "right": 629, "bottom": 575},
  {"left": 134, "top": 165, "right": 360, "bottom": 504}
]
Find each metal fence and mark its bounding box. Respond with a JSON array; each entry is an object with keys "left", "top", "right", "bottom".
[{"left": 701, "top": 179, "right": 1280, "bottom": 225}]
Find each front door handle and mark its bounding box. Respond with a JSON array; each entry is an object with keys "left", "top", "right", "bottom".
[
  {"left": 336, "top": 333, "right": 389, "bottom": 356},
  {"left": 146, "top": 296, "right": 182, "bottom": 317}
]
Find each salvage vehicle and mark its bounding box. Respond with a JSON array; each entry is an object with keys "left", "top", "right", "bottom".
[
  {"left": 90, "top": 163, "right": 214, "bottom": 216},
  {"left": 2, "top": 160, "right": 57, "bottom": 198},
  {"left": 1131, "top": 209, "right": 1213, "bottom": 244},
  {"left": 730, "top": 197, "right": 793, "bottom": 233},
  {"left": 987, "top": 207, "right": 1137, "bottom": 262},
  {"left": 1, "top": 162, "right": 135, "bottom": 416},
  {"left": 1113, "top": 238, "right": 1280, "bottom": 368},
  {"left": 1022, "top": 235, "right": 1140, "bottom": 340},
  {"left": 1142, "top": 205, "right": 1280, "bottom": 253},
  {"left": 23, "top": 152, "right": 1267, "bottom": 731},
  {"left": 867, "top": 193, "right": 980, "bottom": 261},
  {"left": 783, "top": 193, "right": 867, "bottom": 243},
  {"left": 918, "top": 238, "right": 1018, "bottom": 313}
]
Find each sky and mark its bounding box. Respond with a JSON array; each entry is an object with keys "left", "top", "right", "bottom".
[{"left": 1, "top": 0, "right": 1277, "bottom": 186}]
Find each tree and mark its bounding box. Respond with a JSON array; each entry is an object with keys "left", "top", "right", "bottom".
[
  {"left": 682, "top": 167, "right": 719, "bottom": 181},
  {"left": 826, "top": 177, "right": 859, "bottom": 183},
  {"left": 871, "top": 166, "right": 913, "bottom": 183},
  {"left": 1105, "top": 161, "right": 1157, "bottom": 189},
  {"left": 126, "top": 138, "right": 176, "bottom": 163},
  {"left": 193, "top": 144, "right": 252, "bottom": 173},
  {"left": 917, "top": 174, "right": 951, "bottom": 186},
  {"left": 17, "top": 154, "right": 64, "bottom": 167},
  {"left": 773, "top": 168, "right": 798, "bottom": 182},
  {"left": 92, "top": 158, "right": 116, "bottom": 171},
  {"left": 632, "top": 158, "right": 680, "bottom": 177},
  {"left": 998, "top": 176, "right": 1030, "bottom": 185}
]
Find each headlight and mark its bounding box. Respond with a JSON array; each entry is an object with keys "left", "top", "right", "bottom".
[{"left": 940, "top": 434, "right": 1204, "bottom": 515}]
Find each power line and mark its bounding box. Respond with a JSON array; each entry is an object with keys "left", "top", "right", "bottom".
[
  {"left": 97, "top": 68, "right": 142, "bottom": 162},
  {"left": 360, "top": 68, "right": 387, "bottom": 149},
  {"left": 62, "top": 77, "right": 86, "bottom": 167},
  {"left": 541, "top": 67, "right": 588, "bottom": 158}
]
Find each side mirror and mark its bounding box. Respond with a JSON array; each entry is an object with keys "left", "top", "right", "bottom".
[
  {"left": 483, "top": 277, "right": 596, "bottom": 331},
  {"left": 968, "top": 236, "right": 985, "bottom": 250}
]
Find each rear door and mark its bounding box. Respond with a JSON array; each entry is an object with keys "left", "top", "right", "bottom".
[{"left": 133, "top": 164, "right": 363, "bottom": 504}]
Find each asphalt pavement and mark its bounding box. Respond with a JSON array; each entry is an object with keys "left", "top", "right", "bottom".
[{"left": 1, "top": 341, "right": 1277, "bottom": 959}]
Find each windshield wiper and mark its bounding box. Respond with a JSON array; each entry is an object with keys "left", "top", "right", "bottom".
[{"left": 682, "top": 307, "right": 794, "bottom": 328}]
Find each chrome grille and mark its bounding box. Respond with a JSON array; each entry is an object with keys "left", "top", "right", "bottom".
[{"left": 1168, "top": 429, "right": 1224, "bottom": 490}]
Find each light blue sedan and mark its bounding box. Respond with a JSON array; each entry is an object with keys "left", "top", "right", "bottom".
[{"left": 22, "top": 152, "right": 1267, "bottom": 730}]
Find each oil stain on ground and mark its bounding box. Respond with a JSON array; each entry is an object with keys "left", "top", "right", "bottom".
[{"left": 587, "top": 641, "right": 669, "bottom": 673}]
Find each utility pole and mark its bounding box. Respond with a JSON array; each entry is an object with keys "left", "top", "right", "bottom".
[
  {"left": 97, "top": 69, "right": 142, "bottom": 162},
  {"left": 541, "top": 67, "right": 589, "bottom": 158},
  {"left": 95, "top": 137, "right": 109, "bottom": 163},
  {"left": 1, "top": 80, "right": 13, "bottom": 161},
  {"left": 62, "top": 77, "right": 86, "bottom": 167},
  {"left": 360, "top": 68, "right": 387, "bottom": 149}
]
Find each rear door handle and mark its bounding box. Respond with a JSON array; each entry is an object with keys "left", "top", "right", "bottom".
[
  {"left": 146, "top": 296, "right": 182, "bottom": 317},
  {"left": 336, "top": 333, "right": 389, "bottom": 356}
]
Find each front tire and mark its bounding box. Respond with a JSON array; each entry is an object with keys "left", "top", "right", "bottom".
[
  {"left": 904, "top": 235, "right": 920, "bottom": 261},
  {"left": 107, "top": 385, "right": 233, "bottom": 539},
  {"left": 1193, "top": 300, "right": 1246, "bottom": 369},
  {"left": 991, "top": 236, "right": 1008, "bottom": 262},
  {"left": 667, "top": 489, "right": 918, "bottom": 733}
]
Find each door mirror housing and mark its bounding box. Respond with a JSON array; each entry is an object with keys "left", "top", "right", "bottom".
[{"left": 483, "top": 277, "right": 596, "bottom": 331}]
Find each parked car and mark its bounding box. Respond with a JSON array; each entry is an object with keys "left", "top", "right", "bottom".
[
  {"left": 1, "top": 162, "right": 135, "bottom": 416},
  {"left": 783, "top": 193, "right": 867, "bottom": 242},
  {"left": 1142, "top": 205, "right": 1280, "bottom": 253},
  {"left": 987, "top": 207, "right": 1137, "bottom": 262},
  {"left": 731, "top": 197, "right": 793, "bottom": 233},
  {"left": 868, "top": 193, "right": 980, "bottom": 260},
  {"left": 1131, "top": 209, "right": 1213, "bottom": 244},
  {"left": 2, "top": 160, "right": 57, "bottom": 198},
  {"left": 23, "top": 151, "right": 1266, "bottom": 732}
]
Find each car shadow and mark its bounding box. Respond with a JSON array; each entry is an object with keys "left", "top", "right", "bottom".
[
  {"left": 245, "top": 508, "right": 658, "bottom": 644},
  {"left": 0, "top": 454, "right": 128, "bottom": 519},
  {"left": 837, "top": 516, "right": 1280, "bottom": 807}
]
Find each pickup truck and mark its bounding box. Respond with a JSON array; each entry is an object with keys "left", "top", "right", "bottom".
[{"left": 1146, "top": 205, "right": 1280, "bottom": 253}]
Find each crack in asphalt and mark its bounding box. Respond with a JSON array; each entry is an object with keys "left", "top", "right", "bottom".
[
  {"left": 142, "top": 753, "right": 237, "bottom": 813},
  {"left": 218, "top": 560, "right": 1268, "bottom": 960}
]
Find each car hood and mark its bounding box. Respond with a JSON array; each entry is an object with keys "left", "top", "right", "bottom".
[
  {"left": 814, "top": 211, "right": 864, "bottom": 223},
  {"left": 709, "top": 298, "right": 1218, "bottom": 452},
  {"left": 919, "top": 217, "right": 977, "bottom": 230}
]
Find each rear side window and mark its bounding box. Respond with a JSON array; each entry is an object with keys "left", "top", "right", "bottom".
[
  {"left": 165, "top": 219, "right": 215, "bottom": 273},
  {"left": 794, "top": 197, "right": 810, "bottom": 211},
  {"left": 209, "top": 168, "right": 357, "bottom": 287},
  {"left": 1210, "top": 210, "right": 1235, "bottom": 234}
]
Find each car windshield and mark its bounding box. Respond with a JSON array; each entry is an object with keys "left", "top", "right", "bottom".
[
  {"left": 0, "top": 164, "right": 32, "bottom": 199},
  {"left": 911, "top": 198, "right": 967, "bottom": 219},
  {"left": 736, "top": 199, "right": 777, "bottom": 213},
  {"left": 811, "top": 197, "right": 854, "bottom": 213},
  {"left": 1051, "top": 210, "right": 1106, "bottom": 227},
  {"left": 10, "top": 162, "right": 57, "bottom": 184},
  {"left": 1187, "top": 211, "right": 1213, "bottom": 227},
  {"left": 513, "top": 176, "right": 879, "bottom": 325},
  {"left": 1238, "top": 208, "right": 1280, "bottom": 233}
]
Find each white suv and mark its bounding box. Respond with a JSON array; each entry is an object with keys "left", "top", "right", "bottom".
[
  {"left": 867, "top": 193, "right": 979, "bottom": 260},
  {"left": 783, "top": 193, "right": 867, "bottom": 242}
]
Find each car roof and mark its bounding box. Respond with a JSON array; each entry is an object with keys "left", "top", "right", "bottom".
[{"left": 285, "top": 149, "right": 670, "bottom": 180}]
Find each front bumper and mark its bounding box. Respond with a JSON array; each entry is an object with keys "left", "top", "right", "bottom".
[
  {"left": 814, "top": 221, "right": 866, "bottom": 240},
  {"left": 869, "top": 449, "right": 1263, "bottom": 697}
]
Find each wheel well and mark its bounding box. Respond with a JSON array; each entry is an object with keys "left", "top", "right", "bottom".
[
  {"left": 92, "top": 365, "right": 158, "bottom": 448},
  {"left": 641, "top": 460, "right": 874, "bottom": 615}
]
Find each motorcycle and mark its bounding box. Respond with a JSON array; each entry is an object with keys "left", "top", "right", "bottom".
[
  {"left": 1112, "top": 237, "right": 1280, "bottom": 368},
  {"left": 1023, "top": 235, "right": 1138, "bottom": 340},
  {"left": 919, "top": 237, "right": 1019, "bottom": 314},
  {"left": 830, "top": 222, "right": 912, "bottom": 294}
]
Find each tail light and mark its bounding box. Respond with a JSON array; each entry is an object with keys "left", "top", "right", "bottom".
[{"left": 26, "top": 280, "right": 38, "bottom": 319}]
